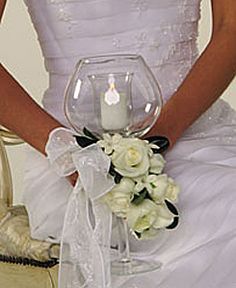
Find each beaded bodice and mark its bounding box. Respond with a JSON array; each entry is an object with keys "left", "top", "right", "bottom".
[{"left": 24, "top": 0, "right": 202, "bottom": 125}]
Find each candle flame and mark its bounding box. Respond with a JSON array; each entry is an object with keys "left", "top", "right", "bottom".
[{"left": 104, "top": 74, "right": 120, "bottom": 105}]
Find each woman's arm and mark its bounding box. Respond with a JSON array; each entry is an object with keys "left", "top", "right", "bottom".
[
  {"left": 0, "top": 65, "right": 62, "bottom": 154},
  {"left": 0, "top": 0, "right": 6, "bottom": 20},
  {"left": 0, "top": 0, "right": 62, "bottom": 155},
  {"left": 1, "top": 1, "right": 78, "bottom": 185},
  {"left": 148, "top": 0, "right": 236, "bottom": 147}
]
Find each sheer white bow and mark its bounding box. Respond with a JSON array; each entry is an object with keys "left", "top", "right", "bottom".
[{"left": 46, "top": 128, "right": 115, "bottom": 288}]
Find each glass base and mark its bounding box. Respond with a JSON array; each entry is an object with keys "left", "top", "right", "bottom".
[{"left": 111, "top": 258, "right": 162, "bottom": 276}]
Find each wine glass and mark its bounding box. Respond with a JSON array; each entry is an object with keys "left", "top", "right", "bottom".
[
  {"left": 64, "top": 54, "right": 163, "bottom": 275},
  {"left": 64, "top": 54, "right": 162, "bottom": 138}
]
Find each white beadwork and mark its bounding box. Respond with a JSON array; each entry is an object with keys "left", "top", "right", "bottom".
[
  {"left": 112, "top": 37, "right": 121, "bottom": 49},
  {"left": 184, "top": 100, "right": 236, "bottom": 138},
  {"left": 135, "top": 31, "right": 148, "bottom": 49},
  {"left": 131, "top": 0, "right": 148, "bottom": 14},
  {"left": 58, "top": 7, "right": 72, "bottom": 22}
]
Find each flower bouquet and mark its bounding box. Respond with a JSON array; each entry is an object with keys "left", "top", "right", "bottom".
[{"left": 75, "top": 128, "right": 180, "bottom": 275}]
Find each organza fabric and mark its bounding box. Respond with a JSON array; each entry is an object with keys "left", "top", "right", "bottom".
[
  {"left": 21, "top": 1, "right": 236, "bottom": 287},
  {"left": 46, "top": 128, "right": 114, "bottom": 288}
]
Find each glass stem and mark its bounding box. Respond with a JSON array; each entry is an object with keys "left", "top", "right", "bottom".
[{"left": 118, "top": 217, "right": 131, "bottom": 263}]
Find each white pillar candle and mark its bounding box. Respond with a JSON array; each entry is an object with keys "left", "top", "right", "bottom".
[
  {"left": 100, "top": 74, "right": 129, "bottom": 130},
  {"left": 100, "top": 91, "right": 129, "bottom": 130}
]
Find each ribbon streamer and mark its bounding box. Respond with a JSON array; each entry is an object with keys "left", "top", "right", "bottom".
[{"left": 46, "top": 129, "right": 115, "bottom": 288}]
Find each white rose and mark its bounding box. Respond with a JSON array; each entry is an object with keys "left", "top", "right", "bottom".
[
  {"left": 103, "top": 178, "right": 135, "bottom": 217},
  {"left": 145, "top": 174, "right": 169, "bottom": 203},
  {"left": 149, "top": 153, "right": 166, "bottom": 174},
  {"left": 112, "top": 138, "right": 150, "bottom": 178},
  {"left": 165, "top": 177, "right": 180, "bottom": 203},
  {"left": 145, "top": 174, "right": 180, "bottom": 204},
  {"left": 127, "top": 199, "right": 159, "bottom": 233},
  {"left": 127, "top": 199, "right": 174, "bottom": 239},
  {"left": 152, "top": 202, "right": 175, "bottom": 229}
]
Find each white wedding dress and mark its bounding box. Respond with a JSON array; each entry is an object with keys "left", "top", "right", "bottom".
[{"left": 22, "top": 0, "right": 236, "bottom": 287}]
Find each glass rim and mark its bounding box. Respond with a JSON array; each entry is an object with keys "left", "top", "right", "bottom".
[
  {"left": 88, "top": 71, "right": 134, "bottom": 80},
  {"left": 76, "top": 53, "right": 144, "bottom": 67}
]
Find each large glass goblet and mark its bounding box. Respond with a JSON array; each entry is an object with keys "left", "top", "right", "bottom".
[
  {"left": 64, "top": 54, "right": 162, "bottom": 138},
  {"left": 64, "top": 54, "right": 163, "bottom": 276}
]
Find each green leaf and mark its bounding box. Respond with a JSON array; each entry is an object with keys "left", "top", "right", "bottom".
[
  {"left": 74, "top": 135, "right": 97, "bottom": 148},
  {"left": 133, "top": 231, "right": 142, "bottom": 239},
  {"left": 114, "top": 173, "right": 122, "bottom": 184},
  {"left": 109, "top": 163, "right": 117, "bottom": 177},
  {"left": 83, "top": 127, "right": 99, "bottom": 141},
  {"left": 132, "top": 188, "right": 148, "bottom": 205},
  {"left": 108, "top": 163, "right": 123, "bottom": 184},
  {"left": 166, "top": 217, "right": 179, "bottom": 230},
  {"left": 150, "top": 182, "right": 156, "bottom": 188},
  {"left": 144, "top": 135, "right": 170, "bottom": 153},
  {"left": 165, "top": 200, "right": 179, "bottom": 216}
]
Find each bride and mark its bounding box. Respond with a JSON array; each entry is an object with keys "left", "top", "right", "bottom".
[{"left": 0, "top": 0, "right": 236, "bottom": 287}]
